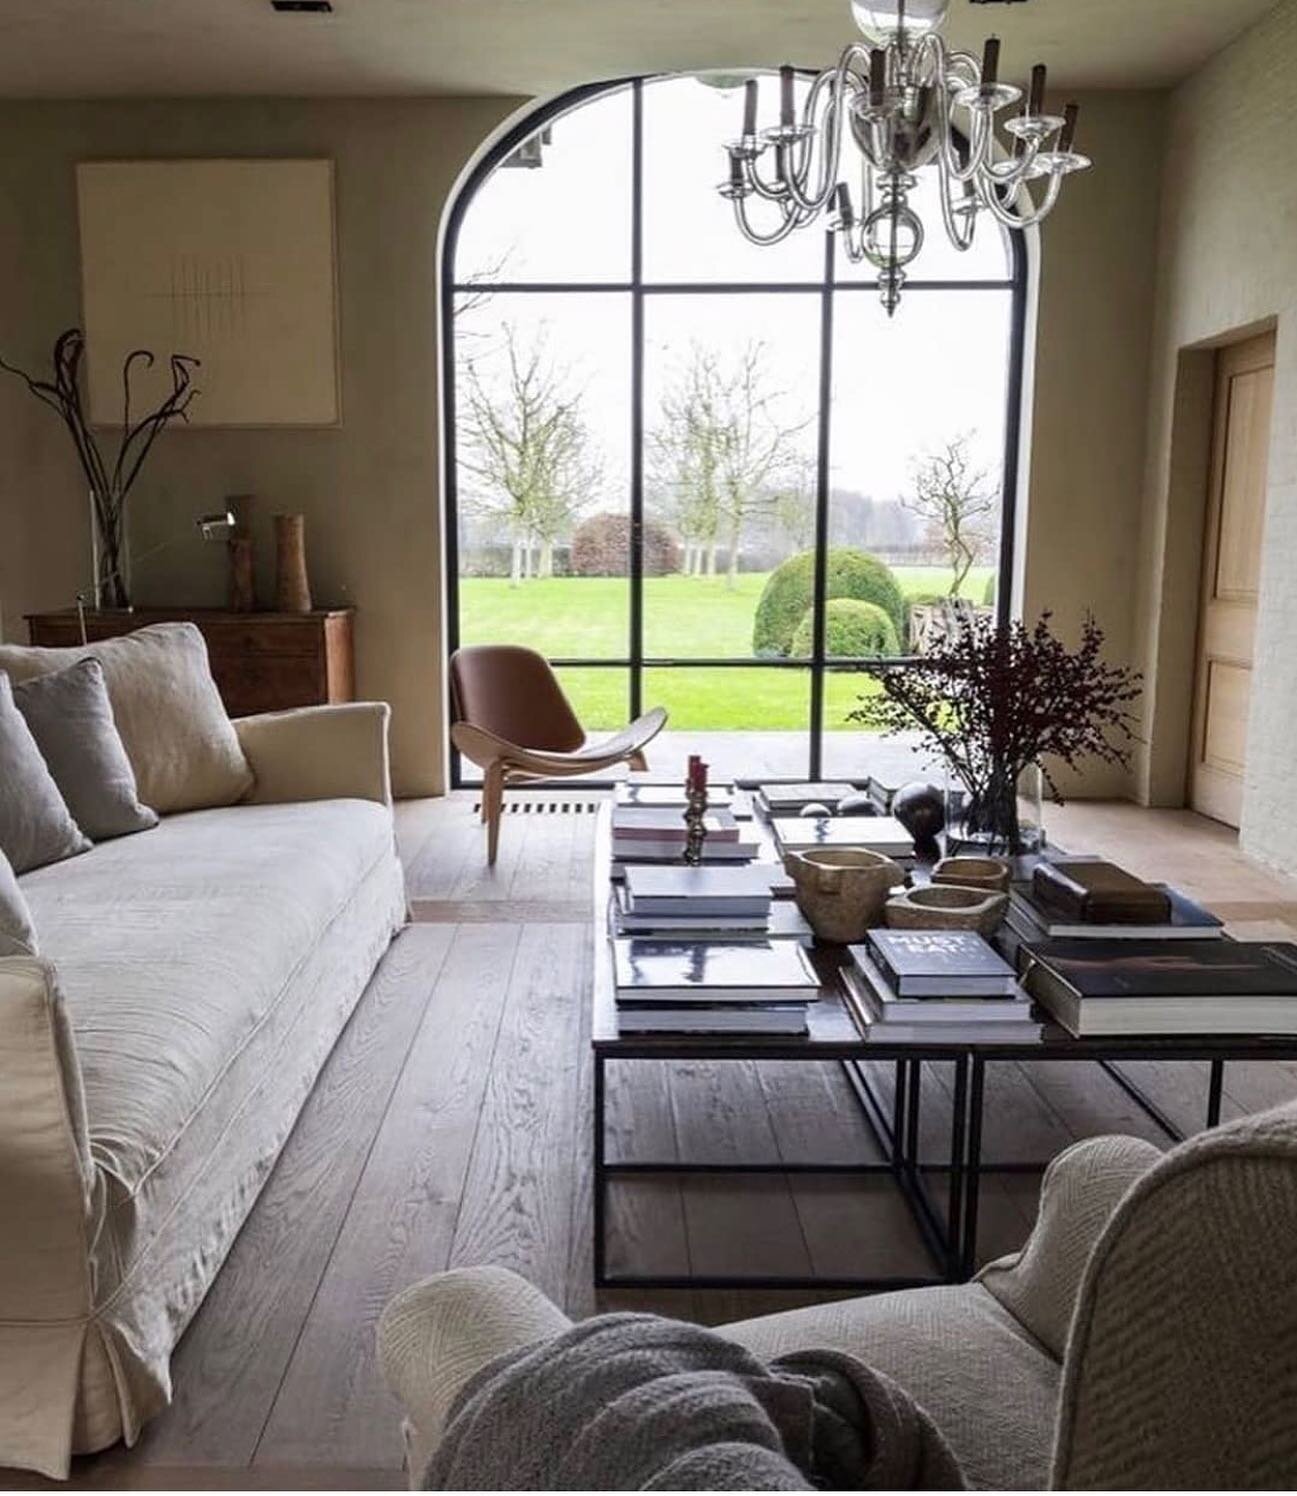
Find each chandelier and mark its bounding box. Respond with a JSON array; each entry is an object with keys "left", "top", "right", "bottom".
[{"left": 718, "top": 0, "right": 1090, "bottom": 313}]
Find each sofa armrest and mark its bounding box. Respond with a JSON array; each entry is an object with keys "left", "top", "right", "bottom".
[
  {"left": 977, "top": 1133, "right": 1161, "bottom": 1360},
  {"left": 0, "top": 957, "right": 99, "bottom": 1320},
  {"left": 235, "top": 702, "right": 392, "bottom": 807},
  {"left": 378, "top": 1267, "right": 572, "bottom": 1487}
]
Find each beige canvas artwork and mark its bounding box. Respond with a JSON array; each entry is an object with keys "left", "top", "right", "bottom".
[{"left": 76, "top": 158, "right": 339, "bottom": 427}]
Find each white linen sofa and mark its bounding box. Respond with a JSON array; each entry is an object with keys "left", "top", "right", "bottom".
[{"left": 0, "top": 702, "right": 406, "bottom": 1479}]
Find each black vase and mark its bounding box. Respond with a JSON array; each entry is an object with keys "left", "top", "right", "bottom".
[{"left": 892, "top": 781, "right": 945, "bottom": 855}]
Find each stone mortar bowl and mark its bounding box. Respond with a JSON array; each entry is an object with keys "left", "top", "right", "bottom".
[
  {"left": 884, "top": 883, "right": 1009, "bottom": 936},
  {"left": 784, "top": 847, "right": 906, "bottom": 945},
  {"left": 931, "top": 855, "right": 1013, "bottom": 895}
]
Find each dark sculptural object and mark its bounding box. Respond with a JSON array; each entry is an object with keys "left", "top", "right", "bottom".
[{"left": 892, "top": 781, "right": 945, "bottom": 856}]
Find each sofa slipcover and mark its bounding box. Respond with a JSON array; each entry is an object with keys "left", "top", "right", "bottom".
[{"left": 0, "top": 703, "right": 404, "bottom": 1478}]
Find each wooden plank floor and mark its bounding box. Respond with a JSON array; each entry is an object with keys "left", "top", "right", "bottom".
[{"left": 15, "top": 792, "right": 1297, "bottom": 1490}]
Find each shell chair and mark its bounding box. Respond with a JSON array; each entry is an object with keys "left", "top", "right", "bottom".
[{"left": 449, "top": 645, "right": 667, "bottom": 865}]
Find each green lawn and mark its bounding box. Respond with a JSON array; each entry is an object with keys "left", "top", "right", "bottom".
[{"left": 459, "top": 566, "right": 990, "bottom": 730}]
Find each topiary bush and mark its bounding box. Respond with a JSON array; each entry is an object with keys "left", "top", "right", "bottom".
[
  {"left": 752, "top": 547, "right": 906, "bottom": 656},
  {"left": 789, "top": 598, "right": 900, "bottom": 659},
  {"left": 982, "top": 571, "right": 999, "bottom": 607},
  {"left": 570, "top": 513, "right": 681, "bottom": 577}
]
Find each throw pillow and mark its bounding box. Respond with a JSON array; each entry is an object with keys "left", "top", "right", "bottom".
[
  {"left": 0, "top": 846, "right": 38, "bottom": 956},
  {"left": 0, "top": 673, "right": 91, "bottom": 873},
  {"left": 0, "top": 623, "right": 254, "bottom": 814},
  {"left": 13, "top": 658, "right": 159, "bottom": 841}
]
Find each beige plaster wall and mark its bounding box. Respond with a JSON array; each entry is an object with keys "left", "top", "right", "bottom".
[
  {"left": 0, "top": 89, "right": 1169, "bottom": 804},
  {"left": 1021, "top": 91, "right": 1168, "bottom": 797},
  {"left": 1132, "top": 0, "right": 1297, "bottom": 873},
  {"left": 0, "top": 95, "right": 520, "bottom": 796}
]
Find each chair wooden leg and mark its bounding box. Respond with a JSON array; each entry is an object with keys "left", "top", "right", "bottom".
[
  {"left": 483, "top": 762, "right": 505, "bottom": 866},
  {"left": 628, "top": 749, "right": 648, "bottom": 772}
]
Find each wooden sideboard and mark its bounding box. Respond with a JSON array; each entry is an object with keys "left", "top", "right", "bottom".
[{"left": 25, "top": 608, "right": 355, "bottom": 719}]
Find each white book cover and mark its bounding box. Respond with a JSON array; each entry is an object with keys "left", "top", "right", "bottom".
[
  {"left": 625, "top": 863, "right": 775, "bottom": 912},
  {"left": 773, "top": 815, "right": 913, "bottom": 855}
]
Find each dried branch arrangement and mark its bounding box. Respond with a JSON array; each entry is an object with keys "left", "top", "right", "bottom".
[
  {"left": 852, "top": 610, "right": 1141, "bottom": 852},
  {"left": 0, "top": 328, "right": 199, "bottom": 607}
]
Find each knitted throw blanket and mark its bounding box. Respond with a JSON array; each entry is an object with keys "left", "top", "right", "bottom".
[{"left": 422, "top": 1312, "right": 965, "bottom": 1491}]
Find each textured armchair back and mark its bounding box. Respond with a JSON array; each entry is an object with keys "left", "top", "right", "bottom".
[{"left": 1052, "top": 1099, "right": 1297, "bottom": 1489}]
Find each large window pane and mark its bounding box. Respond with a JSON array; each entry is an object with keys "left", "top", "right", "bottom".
[
  {"left": 829, "top": 289, "right": 1011, "bottom": 649},
  {"left": 455, "top": 88, "right": 633, "bottom": 284},
  {"left": 455, "top": 291, "right": 631, "bottom": 658},
  {"left": 643, "top": 667, "right": 811, "bottom": 783},
  {"left": 642, "top": 293, "right": 820, "bottom": 660},
  {"left": 641, "top": 74, "right": 823, "bottom": 284}
]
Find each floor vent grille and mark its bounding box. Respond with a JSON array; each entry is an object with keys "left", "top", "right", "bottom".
[{"left": 471, "top": 798, "right": 603, "bottom": 816}]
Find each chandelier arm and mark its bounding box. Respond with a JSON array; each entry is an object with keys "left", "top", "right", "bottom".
[
  {"left": 777, "top": 50, "right": 861, "bottom": 216},
  {"left": 978, "top": 168, "right": 1062, "bottom": 230},
  {"left": 935, "top": 158, "right": 978, "bottom": 251},
  {"left": 746, "top": 153, "right": 793, "bottom": 203},
  {"left": 732, "top": 193, "right": 814, "bottom": 246},
  {"left": 982, "top": 138, "right": 1045, "bottom": 190}
]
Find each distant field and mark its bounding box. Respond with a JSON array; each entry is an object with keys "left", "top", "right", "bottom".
[{"left": 458, "top": 566, "right": 990, "bottom": 729}]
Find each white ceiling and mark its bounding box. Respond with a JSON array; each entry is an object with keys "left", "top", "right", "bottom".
[{"left": 0, "top": 0, "right": 1280, "bottom": 99}]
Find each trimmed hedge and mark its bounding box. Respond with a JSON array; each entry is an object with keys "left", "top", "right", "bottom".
[
  {"left": 752, "top": 547, "right": 906, "bottom": 657},
  {"left": 570, "top": 512, "right": 681, "bottom": 577},
  {"left": 789, "top": 598, "right": 899, "bottom": 659},
  {"left": 982, "top": 571, "right": 999, "bottom": 606}
]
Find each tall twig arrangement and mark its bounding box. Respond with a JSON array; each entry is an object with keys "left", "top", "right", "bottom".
[
  {"left": 851, "top": 611, "right": 1141, "bottom": 852},
  {"left": 0, "top": 328, "right": 199, "bottom": 607}
]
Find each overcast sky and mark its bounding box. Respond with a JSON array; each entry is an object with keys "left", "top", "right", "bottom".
[{"left": 454, "top": 75, "right": 1014, "bottom": 512}]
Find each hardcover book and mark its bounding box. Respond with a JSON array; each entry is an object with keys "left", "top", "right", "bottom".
[
  {"left": 624, "top": 863, "right": 774, "bottom": 916},
  {"left": 612, "top": 938, "right": 820, "bottom": 1004},
  {"left": 1008, "top": 883, "right": 1223, "bottom": 942},
  {"left": 772, "top": 815, "right": 913, "bottom": 858},
  {"left": 612, "top": 806, "right": 740, "bottom": 842},
  {"left": 846, "top": 948, "right": 1030, "bottom": 1021},
  {"left": 757, "top": 782, "right": 854, "bottom": 813},
  {"left": 864, "top": 929, "right": 1017, "bottom": 997},
  {"left": 616, "top": 1003, "right": 809, "bottom": 1035},
  {"left": 1019, "top": 939, "right": 1297, "bottom": 1036}
]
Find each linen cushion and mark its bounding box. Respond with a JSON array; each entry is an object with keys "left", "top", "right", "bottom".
[
  {"left": 0, "top": 624, "right": 253, "bottom": 814},
  {"left": 0, "top": 847, "right": 38, "bottom": 955},
  {"left": 0, "top": 674, "right": 90, "bottom": 873},
  {"left": 12, "top": 660, "right": 158, "bottom": 842}
]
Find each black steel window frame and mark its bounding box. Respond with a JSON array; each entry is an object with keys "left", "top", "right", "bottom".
[{"left": 442, "top": 76, "right": 1029, "bottom": 787}]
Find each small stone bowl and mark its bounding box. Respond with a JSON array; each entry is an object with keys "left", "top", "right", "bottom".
[
  {"left": 931, "top": 855, "right": 1013, "bottom": 895},
  {"left": 884, "top": 884, "right": 1008, "bottom": 937}
]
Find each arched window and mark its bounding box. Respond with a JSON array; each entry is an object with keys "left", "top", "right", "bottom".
[{"left": 444, "top": 75, "right": 1029, "bottom": 785}]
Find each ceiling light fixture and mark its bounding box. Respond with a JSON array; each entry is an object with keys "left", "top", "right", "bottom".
[{"left": 719, "top": 0, "right": 1090, "bottom": 314}]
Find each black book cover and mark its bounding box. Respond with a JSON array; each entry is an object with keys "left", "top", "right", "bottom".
[
  {"left": 1022, "top": 939, "right": 1297, "bottom": 998},
  {"left": 867, "top": 929, "right": 1014, "bottom": 983}
]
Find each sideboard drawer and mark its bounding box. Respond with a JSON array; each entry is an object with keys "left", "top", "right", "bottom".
[{"left": 24, "top": 607, "right": 355, "bottom": 717}]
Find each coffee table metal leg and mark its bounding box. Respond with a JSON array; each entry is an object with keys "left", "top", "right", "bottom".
[
  {"left": 961, "top": 1057, "right": 986, "bottom": 1280},
  {"left": 593, "top": 1053, "right": 607, "bottom": 1286},
  {"left": 947, "top": 1056, "right": 968, "bottom": 1280},
  {"left": 1207, "top": 1060, "right": 1225, "bottom": 1128},
  {"left": 904, "top": 1058, "right": 921, "bottom": 1166}
]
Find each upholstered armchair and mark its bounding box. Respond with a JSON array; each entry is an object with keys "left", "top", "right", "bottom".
[{"left": 379, "top": 1099, "right": 1297, "bottom": 1490}]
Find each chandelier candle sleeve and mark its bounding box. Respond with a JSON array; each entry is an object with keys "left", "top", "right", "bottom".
[{"left": 718, "top": 0, "right": 1091, "bottom": 313}]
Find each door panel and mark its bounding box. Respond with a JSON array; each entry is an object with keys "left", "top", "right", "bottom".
[{"left": 1189, "top": 331, "right": 1275, "bottom": 827}]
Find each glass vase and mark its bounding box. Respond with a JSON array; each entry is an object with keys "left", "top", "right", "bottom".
[
  {"left": 89, "top": 490, "right": 130, "bottom": 610},
  {"left": 945, "top": 762, "right": 1045, "bottom": 857}
]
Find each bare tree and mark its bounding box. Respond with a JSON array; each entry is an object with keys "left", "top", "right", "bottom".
[
  {"left": 651, "top": 341, "right": 811, "bottom": 588},
  {"left": 459, "top": 322, "right": 600, "bottom": 584},
  {"left": 902, "top": 435, "right": 998, "bottom": 595}
]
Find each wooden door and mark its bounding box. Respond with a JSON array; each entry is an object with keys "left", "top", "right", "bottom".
[{"left": 1189, "top": 331, "right": 1275, "bottom": 826}]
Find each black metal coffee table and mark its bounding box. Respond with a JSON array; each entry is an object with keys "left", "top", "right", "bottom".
[{"left": 590, "top": 803, "right": 1297, "bottom": 1289}]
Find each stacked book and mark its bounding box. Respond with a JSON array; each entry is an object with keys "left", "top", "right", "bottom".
[
  {"left": 611, "top": 805, "right": 759, "bottom": 863},
  {"left": 1008, "top": 858, "right": 1223, "bottom": 943},
  {"left": 1019, "top": 938, "right": 1297, "bottom": 1036},
  {"left": 613, "top": 937, "right": 821, "bottom": 1034},
  {"left": 616, "top": 780, "right": 743, "bottom": 813},
  {"left": 755, "top": 782, "right": 854, "bottom": 816},
  {"left": 612, "top": 864, "right": 812, "bottom": 942},
  {"left": 843, "top": 929, "right": 1040, "bottom": 1040},
  {"left": 773, "top": 814, "right": 914, "bottom": 865}
]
